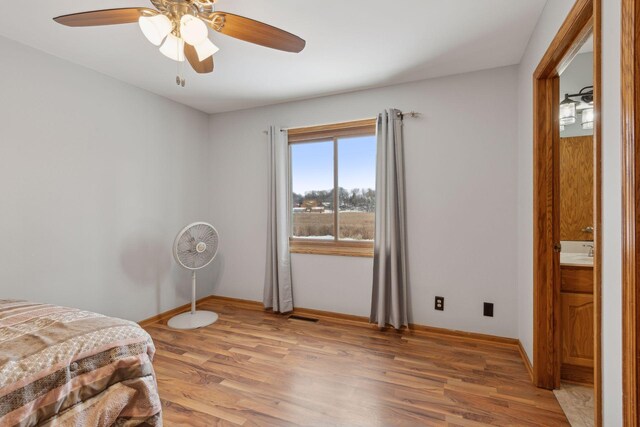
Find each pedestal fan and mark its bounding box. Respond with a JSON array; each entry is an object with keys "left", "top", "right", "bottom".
[{"left": 168, "top": 222, "right": 219, "bottom": 329}]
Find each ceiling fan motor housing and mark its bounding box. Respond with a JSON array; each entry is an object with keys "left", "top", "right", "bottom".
[{"left": 152, "top": 0, "right": 217, "bottom": 16}]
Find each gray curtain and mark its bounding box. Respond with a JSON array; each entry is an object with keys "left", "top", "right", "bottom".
[
  {"left": 370, "top": 109, "right": 409, "bottom": 329},
  {"left": 264, "top": 126, "right": 294, "bottom": 313}
]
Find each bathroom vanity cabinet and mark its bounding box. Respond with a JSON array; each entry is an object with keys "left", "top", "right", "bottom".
[{"left": 560, "top": 264, "right": 594, "bottom": 385}]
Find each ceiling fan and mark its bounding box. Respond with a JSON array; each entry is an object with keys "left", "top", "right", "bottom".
[{"left": 53, "top": 0, "right": 305, "bottom": 84}]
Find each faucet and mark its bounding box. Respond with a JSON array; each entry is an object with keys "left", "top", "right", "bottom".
[{"left": 583, "top": 244, "right": 594, "bottom": 257}]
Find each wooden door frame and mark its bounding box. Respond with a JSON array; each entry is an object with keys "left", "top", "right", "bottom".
[
  {"left": 622, "top": 0, "right": 640, "bottom": 424},
  {"left": 532, "top": 0, "right": 602, "bottom": 424}
]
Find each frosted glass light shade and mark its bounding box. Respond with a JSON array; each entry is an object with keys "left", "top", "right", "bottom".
[
  {"left": 559, "top": 100, "right": 576, "bottom": 125},
  {"left": 576, "top": 101, "right": 591, "bottom": 111},
  {"left": 139, "top": 14, "right": 172, "bottom": 46},
  {"left": 180, "top": 15, "right": 208, "bottom": 45},
  {"left": 160, "top": 34, "right": 185, "bottom": 62},
  {"left": 194, "top": 38, "right": 220, "bottom": 61},
  {"left": 581, "top": 107, "right": 594, "bottom": 130}
]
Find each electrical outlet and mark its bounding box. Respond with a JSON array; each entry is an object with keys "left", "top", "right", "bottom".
[
  {"left": 483, "top": 302, "right": 494, "bottom": 317},
  {"left": 435, "top": 296, "right": 444, "bottom": 311}
]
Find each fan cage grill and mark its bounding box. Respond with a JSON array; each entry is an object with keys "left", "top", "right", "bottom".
[{"left": 174, "top": 222, "right": 219, "bottom": 270}]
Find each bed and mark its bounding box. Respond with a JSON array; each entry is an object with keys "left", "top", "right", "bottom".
[{"left": 0, "top": 300, "right": 162, "bottom": 426}]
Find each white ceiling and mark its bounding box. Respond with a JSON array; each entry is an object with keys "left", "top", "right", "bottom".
[{"left": 0, "top": 0, "right": 547, "bottom": 113}]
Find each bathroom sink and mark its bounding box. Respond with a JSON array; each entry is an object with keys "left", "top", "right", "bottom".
[{"left": 560, "top": 253, "right": 594, "bottom": 266}]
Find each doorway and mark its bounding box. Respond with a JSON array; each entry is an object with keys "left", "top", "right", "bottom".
[
  {"left": 531, "top": 0, "right": 601, "bottom": 425},
  {"left": 553, "top": 42, "right": 596, "bottom": 426}
]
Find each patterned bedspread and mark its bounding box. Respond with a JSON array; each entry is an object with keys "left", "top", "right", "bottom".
[{"left": 0, "top": 300, "right": 162, "bottom": 427}]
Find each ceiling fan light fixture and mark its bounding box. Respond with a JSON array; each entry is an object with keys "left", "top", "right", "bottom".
[
  {"left": 160, "top": 33, "right": 185, "bottom": 62},
  {"left": 139, "top": 14, "right": 172, "bottom": 46},
  {"left": 194, "top": 38, "right": 220, "bottom": 61},
  {"left": 180, "top": 15, "right": 209, "bottom": 45}
]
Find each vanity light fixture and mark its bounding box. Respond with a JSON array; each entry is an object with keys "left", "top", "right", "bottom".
[
  {"left": 581, "top": 107, "right": 594, "bottom": 130},
  {"left": 576, "top": 101, "right": 591, "bottom": 111},
  {"left": 559, "top": 85, "right": 594, "bottom": 128},
  {"left": 559, "top": 95, "right": 576, "bottom": 125}
]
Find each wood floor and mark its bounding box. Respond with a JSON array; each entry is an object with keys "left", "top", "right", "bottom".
[{"left": 143, "top": 299, "right": 569, "bottom": 426}]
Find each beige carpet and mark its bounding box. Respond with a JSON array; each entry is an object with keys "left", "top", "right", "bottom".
[{"left": 553, "top": 383, "right": 594, "bottom": 427}]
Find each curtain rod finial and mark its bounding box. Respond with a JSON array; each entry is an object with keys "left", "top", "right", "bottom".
[{"left": 397, "top": 111, "right": 421, "bottom": 119}]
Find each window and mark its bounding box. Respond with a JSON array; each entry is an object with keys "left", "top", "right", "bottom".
[{"left": 289, "top": 119, "right": 377, "bottom": 257}]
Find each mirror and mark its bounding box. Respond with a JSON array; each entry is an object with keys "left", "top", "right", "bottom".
[{"left": 559, "top": 36, "right": 594, "bottom": 245}]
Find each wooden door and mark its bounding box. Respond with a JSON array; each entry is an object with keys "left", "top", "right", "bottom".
[{"left": 560, "top": 136, "right": 594, "bottom": 241}]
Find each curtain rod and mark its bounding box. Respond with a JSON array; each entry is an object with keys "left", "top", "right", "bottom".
[{"left": 261, "top": 111, "right": 421, "bottom": 134}]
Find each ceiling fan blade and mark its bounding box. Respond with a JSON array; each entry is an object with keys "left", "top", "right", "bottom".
[
  {"left": 209, "top": 12, "right": 305, "bottom": 53},
  {"left": 185, "top": 44, "right": 214, "bottom": 74},
  {"left": 53, "top": 8, "right": 155, "bottom": 27}
]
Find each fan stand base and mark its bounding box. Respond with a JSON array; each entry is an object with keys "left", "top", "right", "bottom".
[{"left": 167, "top": 310, "right": 218, "bottom": 330}]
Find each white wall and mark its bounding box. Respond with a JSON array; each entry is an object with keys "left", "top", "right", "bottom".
[
  {"left": 516, "top": 0, "right": 622, "bottom": 424},
  {"left": 208, "top": 66, "right": 519, "bottom": 338},
  {"left": 0, "top": 36, "right": 213, "bottom": 322}
]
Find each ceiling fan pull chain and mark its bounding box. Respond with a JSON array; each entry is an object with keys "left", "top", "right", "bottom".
[
  {"left": 175, "top": 55, "right": 185, "bottom": 87},
  {"left": 179, "top": 45, "right": 185, "bottom": 87},
  {"left": 175, "top": 51, "right": 179, "bottom": 86}
]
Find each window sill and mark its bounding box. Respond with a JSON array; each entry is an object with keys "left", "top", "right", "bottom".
[{"left": 289, "top": 240, "right": 374, "bottom": 258}]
